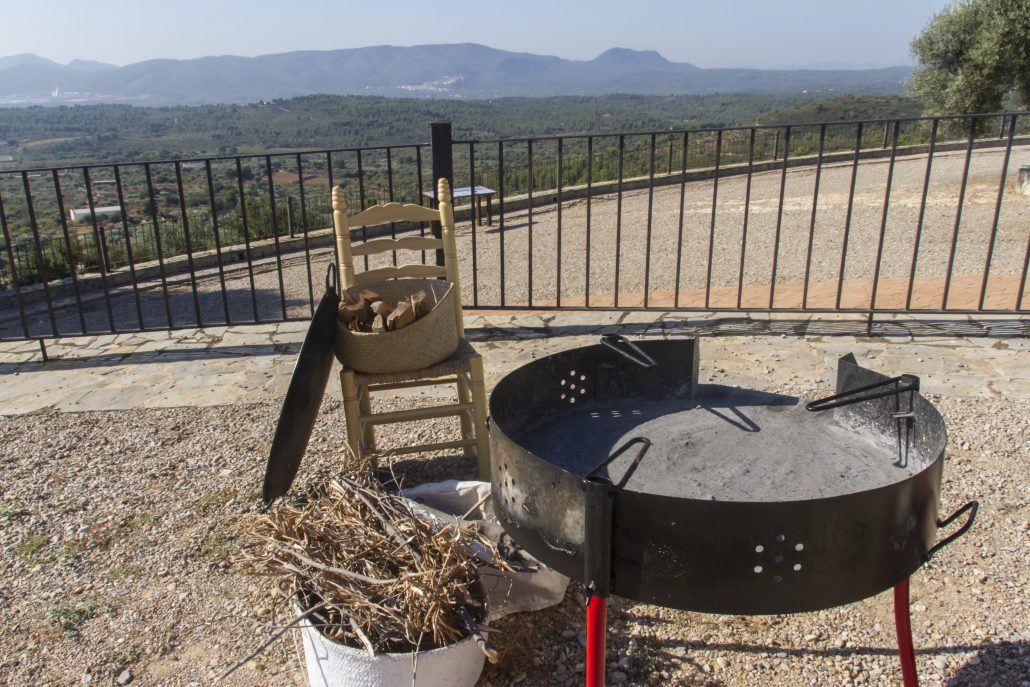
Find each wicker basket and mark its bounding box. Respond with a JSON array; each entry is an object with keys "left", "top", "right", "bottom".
[{"left": 334, "top": 279, "right": 459, "bottom": 374}]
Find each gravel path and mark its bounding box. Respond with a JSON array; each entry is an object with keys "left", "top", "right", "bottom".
[{"left": 1, "top": 378, "right": 1027, "bottom": 686}]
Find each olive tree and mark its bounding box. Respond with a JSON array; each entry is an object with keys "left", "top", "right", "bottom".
[{"left": 910, "top": 0, "right": 1030, "bottom": 114}]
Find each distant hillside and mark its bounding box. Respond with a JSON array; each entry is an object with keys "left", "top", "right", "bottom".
[
  {"left": 761, "top": 95, "right": 923, "bottom": 125},
  {"left": 0, "top": 44, "right": 911, "bottom": 106},
  {"left": 0, "top": 93, "right": 827, "bottom": 166}
]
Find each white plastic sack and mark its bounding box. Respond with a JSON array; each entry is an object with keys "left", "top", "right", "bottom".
[
  {"left": 299, "top": 613, "right": 484, "bottom": 687},
  {"left": 402, "top": 480, "right": 570, "bottom": 621}
]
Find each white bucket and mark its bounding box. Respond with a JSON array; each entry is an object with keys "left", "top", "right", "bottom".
[{"left": 299, "top": 614, "right": 485, "bottom": 687}]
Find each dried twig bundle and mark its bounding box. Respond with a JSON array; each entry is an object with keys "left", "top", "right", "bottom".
[{"left": 238, "top": 473, "right": 493, "bottom": 655}]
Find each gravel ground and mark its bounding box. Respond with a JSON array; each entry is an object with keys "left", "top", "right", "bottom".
[
  {"left": 1, "top": 378, "right": 1027, "bottom": 686},
  {"left": 448, "top": 147, "right": 1030, "bottom": 310}
]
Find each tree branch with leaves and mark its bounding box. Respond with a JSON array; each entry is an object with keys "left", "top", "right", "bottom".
[{"left": 910, "top": 0, "right": 1030, "bottom": 114}]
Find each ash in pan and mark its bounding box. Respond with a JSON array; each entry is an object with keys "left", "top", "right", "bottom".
[{"left": 517, "top": 384, "right": 926, "bottom": 502}]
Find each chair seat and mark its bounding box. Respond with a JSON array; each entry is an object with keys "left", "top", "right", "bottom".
[{"left": 350, "top": 338, "right": 480, "bottom": 387}]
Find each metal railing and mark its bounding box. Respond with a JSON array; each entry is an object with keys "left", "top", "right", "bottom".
[{"left": 1, "top": 113, "right": 1028, "bottom": 347}]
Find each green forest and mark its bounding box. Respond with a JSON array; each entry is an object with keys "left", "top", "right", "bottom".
[
  {"left": 0, "top": 93, "right": 922, "bottom": 168},
  {"left": 5, "top": 91, "right": 1002, "bottom": 291}
]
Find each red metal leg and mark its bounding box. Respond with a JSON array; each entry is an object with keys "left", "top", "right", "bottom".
[
  {"left": 586, "top": 595, "right": 608, "bottom": 687},
  {"left": 893, "top": 578, "right": 919, "bottom": 687}
]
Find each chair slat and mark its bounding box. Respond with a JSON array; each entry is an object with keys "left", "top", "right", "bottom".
[
  {"left": 352, "top": 236, "right": 442, "bottom": 257},
  {"left": 355, "top": 265, "right": 448, "bottom": 283},
  {"left": 365, "top": 402, "right": 474, "bottom": 424},
  {"left": 376, "top": 438, "right": 477, "bottom": 457},
  {"left": 350, "top": 202, "right": 440, "bottom": 226}
]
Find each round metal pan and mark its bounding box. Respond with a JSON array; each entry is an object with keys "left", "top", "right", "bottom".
[
  {"left": 489, "top": 338, "right": 967, "bottom": 615},
  {"left": 262, "top": 264, "right": 340, "bottom": 503}
]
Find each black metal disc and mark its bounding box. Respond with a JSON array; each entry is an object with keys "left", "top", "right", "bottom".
[{"left": 262, "top": 266, "right": 340, "bottom": 503}]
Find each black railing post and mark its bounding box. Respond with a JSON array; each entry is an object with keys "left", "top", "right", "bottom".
[
  {"left": 286, "top": 195, "right": 295, "bottom": 238},
  {"left": 430, "top": 121, "right": 454, "bottom": 267},
  {"left": 94, "top": 224, "right": 111, "bottom": 273}
]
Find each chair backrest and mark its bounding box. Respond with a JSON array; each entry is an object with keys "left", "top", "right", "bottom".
[{"left": 332, "top": 178, "right": 465, "bottom": 337}]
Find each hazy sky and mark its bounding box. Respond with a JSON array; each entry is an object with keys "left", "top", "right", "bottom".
[{"left": 5, "top": 0, "right": 950, "bottom": 69}]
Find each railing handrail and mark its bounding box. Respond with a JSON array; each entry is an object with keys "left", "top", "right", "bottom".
[{"left": 1, "top": 112, "right": 1027, "bottom": 347}]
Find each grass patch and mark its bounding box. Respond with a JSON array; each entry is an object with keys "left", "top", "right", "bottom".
[
  {"left": 13, "top": 534, "right": 49, "bottom": 560},
  {"left": 118, "top": 513, "right": 157, "bottom": 531},
  {"left": 194, "top": 488, "right": 238, "bottom": 513},
  {"left": 108, "top": 564, "right": 146, "bottom": 580},
  {"left": 113, "top": 648, "right": 139, "bottom": 668},
  {"left": 49, "top": 597, "right": 114, "bottom": 631},
  {"left": 196, "top": 531, "right": 230, "bottom": 561},
  {"left": 626, "top": 651, "right": 659, "bottom": 682},
  {"left": 0, "top": 499, "right": 27, "bottom": 519}
]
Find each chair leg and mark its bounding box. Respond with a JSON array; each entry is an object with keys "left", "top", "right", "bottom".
[
  {"left": 340, "top": 369, "right": 363, "bottom": 463},
  {"left": 456, "top": 374, "right": 475, "bottom": 459},
  {"left": 359, "top": 385, "right": 375, "bottom": 452},
  {"left": 469, "top": 355, "right": 491, "bottom": 480}
]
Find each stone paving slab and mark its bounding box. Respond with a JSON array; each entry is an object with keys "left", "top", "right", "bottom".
[{"left": 0, "top": 313, "right": 1027, "bottom": 416}]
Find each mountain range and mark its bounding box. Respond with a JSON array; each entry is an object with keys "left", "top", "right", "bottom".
[{"left": 0, "top": 44, "right": 911, "bottom": 106}]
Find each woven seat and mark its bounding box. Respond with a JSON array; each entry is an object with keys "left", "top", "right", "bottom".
[
  {"left": 332, "top": 179, "right": 490, "bottom": 478},
  {"left": 349, "top": 339, "right": 481, "bottom": 387}
]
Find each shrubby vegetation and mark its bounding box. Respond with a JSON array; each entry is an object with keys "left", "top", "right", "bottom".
[
  {"left": 0, "top": 93, "right": 922, "bottom": 168},
  {"left": 0, "top": 92, "right": 939, "bottom": 290}
]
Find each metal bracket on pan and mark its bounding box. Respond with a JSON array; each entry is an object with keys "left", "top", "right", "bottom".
[
  {"left": 582, "top": 438, "right": 652, "bottom": 599},
  {"left": 586, "top": 437, "right": 652, "bottom": 489},
  {"left": 600, "top": 334, "right": 658, "bottom": 369},
  {"left": 806, "top": 374, "right": 920, "bottom": 467},
  {"left": 805, "top": 374, "right": 920, "bottom": 412}
]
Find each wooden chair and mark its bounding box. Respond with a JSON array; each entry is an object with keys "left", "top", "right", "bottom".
[{"left": 332, "top": 179, "right": 490, "bottom": 479}]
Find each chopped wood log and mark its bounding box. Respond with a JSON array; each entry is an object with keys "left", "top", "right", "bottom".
[
  {"left": 347, "top": 319, "right": 363, "bottom": 332},
  {"left": 386, "top": 301, "right": 415, "bottom": 330},
  {"left": 409, "top": 290, "right": 428, "bottom": 318},
  {"left": 359, "top": 288, "right": 381, "bottom": 303},
  {"left": 371, "top": 301, "right": 395, "bottom": 318},
  {"left": 342, "top": 297, "right": 374, "bottom": 327},
  {"left": 337, "top": 302, "right": 357, "bottom": 325},
  {"left": 371, "top": 314, "right": 387, "bottom": 333}
]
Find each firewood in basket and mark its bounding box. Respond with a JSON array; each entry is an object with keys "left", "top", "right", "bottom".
[
  {"left": 371, "top": 314, "right": 387, "bottom": 333},
  {"left": 359, "top": 288, "right": 381, "bottom": 303},
  {"left": 342, "top": 296, "right": 374, "bottom": 326},
  {"left": 371, "top": 300, "right": 395, "bottom": 318},
  {"left": 337, "top": 302, "right": 357, "bottom": 325},
  {"left": 347, "top": 318, "right": 362, "bottom": 332},
  {"left": 409, "top": 290, "right": 428, "bottom": 318},
  {"left": 387, "top": 301, "right": 415, "bottom": 330}
]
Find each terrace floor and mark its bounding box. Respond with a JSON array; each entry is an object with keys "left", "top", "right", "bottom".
[
  {"left": 0, "top": 312, "right": 1028, "bottom": 686},
  {"left": 1, "top": 311, "right": 1028, "bottom": 412}
]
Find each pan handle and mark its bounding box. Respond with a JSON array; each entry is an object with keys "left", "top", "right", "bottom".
[
  {"left": 924, "top": 500, "right": 978, "bottom": 561},
  {"left": 586, "top": 437, "right": 652, "bottom": 490},
  {"left": 324, "top": 262, "right": 337, "bottom": 294},
  {"left": 806, "top": 374, "right": 919, "bottom": 412},
  {"left": 600, "top": 334, "right": 657, "bottom": 369}
]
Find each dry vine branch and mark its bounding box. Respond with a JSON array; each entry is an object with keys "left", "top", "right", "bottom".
[{"left": 236, "top": 471, "right": 501, "bottom": 656}]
